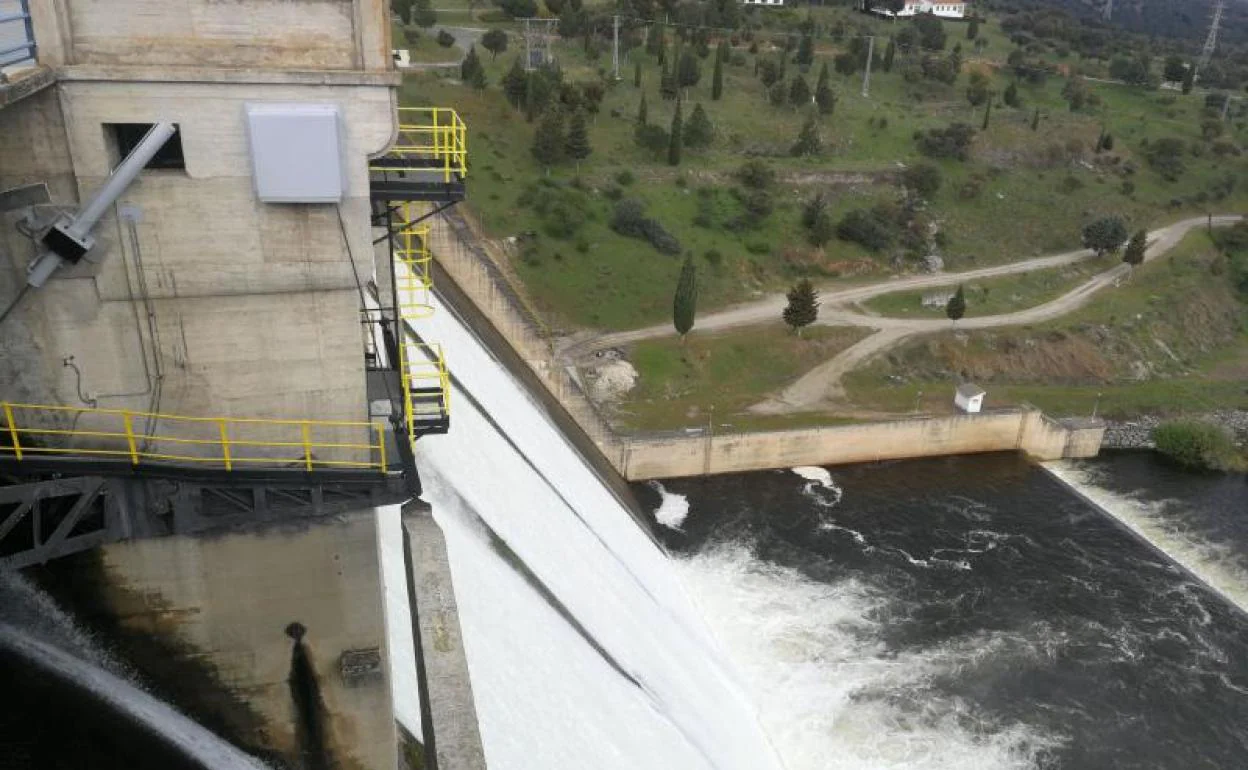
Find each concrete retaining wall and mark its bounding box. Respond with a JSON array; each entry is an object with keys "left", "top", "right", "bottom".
[{"left": 623, "top": 409, "right": 1106, "bottom": 480}]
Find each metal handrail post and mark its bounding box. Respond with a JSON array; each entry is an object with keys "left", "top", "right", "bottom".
[{"left": 2, "top": 403, "right": 22, "bottom": 460}]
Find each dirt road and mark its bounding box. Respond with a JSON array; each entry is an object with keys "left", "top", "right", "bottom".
[{"left": 559, "top": 214, "right": 1241, "bottom": 412}]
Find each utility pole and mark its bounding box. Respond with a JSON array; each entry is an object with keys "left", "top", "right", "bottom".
[
  {"left": 612, "top": 15, "right": 620, "bottom": 80},
  {"left": 524, "top": 17, "right": 532, "bottom": 71},
  {"left": 861, "top": 35, "right": 875, "bottom": 98},
  {"left": 1195, "top": 0, "right": 1226, "bottom": 83}
]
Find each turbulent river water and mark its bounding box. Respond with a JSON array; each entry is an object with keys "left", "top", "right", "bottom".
[{"left": 639, "top": 452, "right": 1248, "bottom": 770}]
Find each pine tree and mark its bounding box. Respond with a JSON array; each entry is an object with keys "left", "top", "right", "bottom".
[
  {"left": 1182, "top": 64, "right": 1195, "bottom": 95},
  {"left": 789, "top": 75, "right": 811, "bottom": 109},
  {"left": 634, "top": 60, "right": 642, "bottom": 88},
  {"left": 565, "top": 110, "right": 591, "bottom": 162},
  {"left": 883, "top": 38, "right": 896, "bottom": 73},
  {"left": 1123, "top": 228, "right": 1147, "bottom": 268},
  {"left": 946, "top": 285, "right": 966, "bottom": 323},
  {"left": 660, "top": 58, "right": 677, "bottom": 100},
  {"left": 531, "top": 109, "right": 565, "bottom": 168},
  {"left": 815, "top": 62, "right": 835, "bottom": 115},
  {"left": 783, "top": 278, "right": 819, "bottom": 335},
  {"left": 1031, "top": 107, "right": 1040, "bottom": 131},
  {"left": 981, "top": 96, "right": 992, "bottom": 131},
  {"left": 684, "top": 102, "right": 713, "bottom": 148},
  {"left": 646, "top": 23, "right": 665, "bottom": 56},
  {"left": 712, "top": 49, "right": 724, "bottom": 101},
  {"left": 1003, "top": 81, "right": 1020, "bottom": 108},
  {"left": 791, "top": 111, "right": 821, "bottom": 156},
  {"left": 461, "top": 45, "right": 484, "bottom": 84},
  {"left": 637, "top": 92, "right": 648, "bottom": 125},
  {"left": 967, "top": 17, "right": 980, "bottom": 41},
  {"left": 672, "top": 254, "right": 698, "bottom": 340},
  {"left": 809, "top": 207, "right": 835, "bottom": 247},
  {"left": 677, "top": 50, "right": 701, "bottom": 89},
  {"left": 667, "top": 99, "right": 683, "bottom": 165},
  {"left": 503, "top": 57, "right": 528, "bottom": 108}
]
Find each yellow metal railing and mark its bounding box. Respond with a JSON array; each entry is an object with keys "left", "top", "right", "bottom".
[
  {"left": 396, "top": 206, "right": 434, "bottom": 320},
  {"left": 0, "top": 402, "right": 388, "bottom": 473},
  {"left": 371, "top": 107, "right": 468, "bottom": 182},
  {"left": 400, "top": 341, "right": 451, "bottom": 441}
]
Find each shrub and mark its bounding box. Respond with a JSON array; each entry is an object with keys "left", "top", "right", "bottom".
[
  {"left": 1153, "top": 421, "right": 1243, "bottom": 471},
  {"left": 736, "top": 159, "right": 775, "bottom": 190},
  {"left": 615, "top": 169, "right": 635, "bottom": 186},
  {"left": 903, "top": 162, "right": 942, "bottom": 198},
  {"left": 526, "top": 184, "right": 593, "bottom": 239},
  {"left": 837, "top": 206, "right": 898, "bottom": 252},
  {"left": 703, "top": 248, "right": 723, "bottom": 266},
  {"left": 436, "top": 29, "right": 456, "bottom": 47},
  {"left": 915, "top": 123, "right": 976, "bottom": 161},
  {"left": 610, "top": 198, "right": 682, "bottom": 255}
]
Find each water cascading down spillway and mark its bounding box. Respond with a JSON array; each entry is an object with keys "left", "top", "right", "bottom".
[{"left": 382, "top": 291, "right": 785, "bottom": 769}]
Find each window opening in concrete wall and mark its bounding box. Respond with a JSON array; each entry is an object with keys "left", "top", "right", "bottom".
[{"left": 106, "top": 123, "right": 185, "bottom": 170}]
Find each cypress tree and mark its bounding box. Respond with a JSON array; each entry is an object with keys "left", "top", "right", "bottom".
[
  {"left": 634, "top": 59, "right": 642, "bottom": 88},
  {"left": 637, "top": 92, "right": 648, "bottom": 125},
  {"left": 1031, "top": 107, "right": 1040, "bottom": 131},
  {"left": 815, "top": 62, "right": 835, "bottom": 115},
  {"left": 565, "top": 110, "right": 591, "bottom": 162},
  {"left": 782, "top": 278, "right": 819, "bottom": 335},
  {"left": 778, "top": 49, "right": 788, "bottom": 82},
  {"left": 967, "top": 17, "right": 980, "bottom": 41},
  {"left": 883, "top": 38, "right": 896, "bottom": 73},
  {"left": 789, "top": 75, "right": 811, "bottom": 109},
  {"left": 1182, "top": 64, "right": 1195, "bottom": 94},
  {"left": 667, "top": 99, "right": 683, "bottom": 166},
  {"left": 684, "top": 102, "right": 713, "bottom": 148},
  {"left": 946, "top": 285, "right": 966, "bottom": 323},
  {"left": 1123, "top": 228, "right": 1147, "bottom": 268},
  {"left": 531, "top": 109, "right": 565, "bottom": 168},
  {"left": 673, "top": 253, "right": 698, "bottom": 340},
  {"left": 796, "top": 34, "right": 814, "bottom": 68},
  {"left": 712, "top": 48, "right": 724, "bottom": 100},
  {"left": 981, "top": 96, "right": 992, "bottom": 130}
]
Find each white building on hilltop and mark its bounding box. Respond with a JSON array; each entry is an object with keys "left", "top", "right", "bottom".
[
  {"left": 743, "top": 0, "right": 786, "bottom": 7},
  {"left": 863, "top": 0, "right": 969, "bottom": 20}
]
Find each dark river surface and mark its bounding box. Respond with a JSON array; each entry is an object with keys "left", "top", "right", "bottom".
[{"left": 637, "top": 451, "right": 1248, "bottom": 770}]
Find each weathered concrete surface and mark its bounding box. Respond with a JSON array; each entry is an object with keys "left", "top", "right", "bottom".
[
  {"left": 66, "top": 511, "right": 397, "bottom": 769},
  {"left": 622, "top": 409, "right": 1106, "bottom": 480},
  {"left": 402, "top": 501, "right": 487, "bottom": 770}
]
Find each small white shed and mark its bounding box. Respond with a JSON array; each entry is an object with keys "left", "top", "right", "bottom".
[{"left": 954, "top": 383, "right": 985, "bottom": 413}]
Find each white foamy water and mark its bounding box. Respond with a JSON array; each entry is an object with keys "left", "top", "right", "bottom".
[
  {"left": 0, "top": 623, "right": 268, "bottom": 769},
  {"left": 649, "top": 480, "right": 691, "bottom": 530},
  {"left": 1045, "top": 461, "right": 1248, "bottom": 616},
  {"left": 381, "top": 292, "right": 783, "bottom": 770},
  {"left": 674, "top": 543, "right": 1060, "bottom": 770},
  {"left": 792, "top": 465, "right": 844, "bottom": 510}
]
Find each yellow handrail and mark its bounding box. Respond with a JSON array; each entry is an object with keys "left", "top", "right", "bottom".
[
  {"left": 371, "top": 107, "right": 468, "bottom": 182},
  {"left": 0, "top": 402, "right": 389, "bottom": 473}
]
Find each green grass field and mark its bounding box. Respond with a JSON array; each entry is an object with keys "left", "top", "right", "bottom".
[
  {"left": 861, "top": 254, "right": 1115, "bottom": 318},
  {"left": 614, "top": 324, "right": 871, "bottom": 431}
]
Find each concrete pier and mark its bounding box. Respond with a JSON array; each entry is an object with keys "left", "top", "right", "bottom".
[{"left": 401, "top": 501, "right": 487, "bottom": 770}]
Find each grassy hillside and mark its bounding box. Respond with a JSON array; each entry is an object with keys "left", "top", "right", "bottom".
[
  {"left": 401, "top": 4, "right": 1248, "bottom": 333},
  {"left": 845, "top": 228, "right": 1248, "bottom": 417}
]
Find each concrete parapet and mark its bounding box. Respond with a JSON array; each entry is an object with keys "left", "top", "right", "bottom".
[{"left": 401, "top": 501, "right": 487, "bottom": 770}]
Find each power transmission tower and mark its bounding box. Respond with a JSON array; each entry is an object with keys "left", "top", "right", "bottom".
[
  {"left": 1195, "top": 0, "right": 1226, "bottom": 82},
  {"left": 520, "top": 17, "right": 558, "bottom": 71},
  {"left": 861, "top": 35, "right": 874, "bottom": 98},
  {"left": 1102, "top": 0, "right": 1112, "bottom": 22}
]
